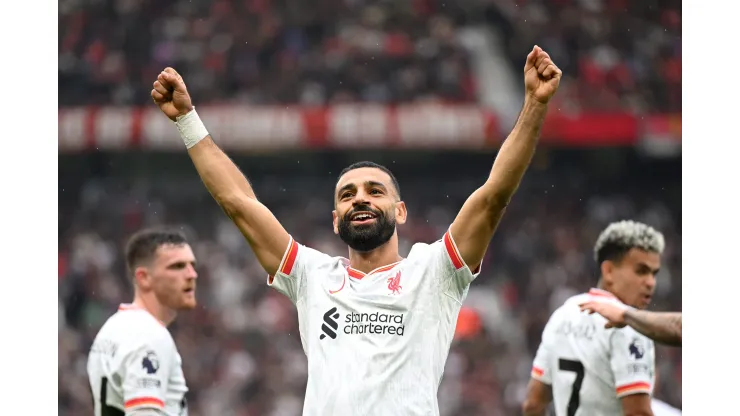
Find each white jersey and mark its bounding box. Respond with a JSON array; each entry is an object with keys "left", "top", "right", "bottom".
[
  {"left": 531, "top": 289, "right": 656, "bottom": 416},
  {"left": 652, "top": 399, "right": 681, "bottom": 416},
  {"left": 87, "top": 304, "right": 188, "bottom": 416},
  {"left": 268, "top": 230, "right": 479, "bottom": 416}
]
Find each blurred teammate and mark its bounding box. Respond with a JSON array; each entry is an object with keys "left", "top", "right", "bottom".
[
  {"left": 87, "top": 228, "right": 197, "bottom": 416},
  {"left": 523, "top": 220, "right": 663, "bottom": 416},
  {"left": 579, "top": 298, "right": 682, "bottom": 347},
  {"left": 151, "top": 45, "right": 561, "bottom": 416}
]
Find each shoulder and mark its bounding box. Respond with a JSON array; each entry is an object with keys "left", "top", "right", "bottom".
[
  {"left": 108, "top": 310, "right": 175, "bottom": 351},
  {"left": 293, "top": 241, "right": 341, "bottom": 268}
]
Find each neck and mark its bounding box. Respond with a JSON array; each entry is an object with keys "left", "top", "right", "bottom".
[
  {"left": 596, "top": 279, "right": 625, "bottom": 303},
  {"left": 348, "top": 234, "right": 402, "bottom": 273},
  {"left": 133, "top": 293, "right": 176, "bottom": 326}
]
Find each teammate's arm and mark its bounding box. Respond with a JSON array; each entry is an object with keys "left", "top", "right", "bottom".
[
  {"left": 624, "top": 310, "right": 682, "bottom": 347},
  {"left": 610, "top": 329, "right": 655, "bottom": 416},
  {"left": 151, "top": 68, "right": 290, "bottom": 276},
  {"left": 449, "top": 46, "right": 561, "bottom": 271},
  {"left": 620, "top": 394, "right": 654, "bottom": 416},
  {"left": 120, "top": 338, "right": 173, "bottom": 415},
  {"left": 580, "top": 300, "right": 682, "bottom": 347},
  {"left": 522, "top": 378, "right": 552, "bottom": 416},
  {"left": 524, "top": 326, "right": 554, "bottom": 416}
]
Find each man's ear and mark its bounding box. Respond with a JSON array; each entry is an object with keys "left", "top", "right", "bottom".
[
  {"left": 395, "top": 201, "right": 407, "bottom": 225},
  {"left": 332, "top": 210, "right": 339, "bottom": 235}
]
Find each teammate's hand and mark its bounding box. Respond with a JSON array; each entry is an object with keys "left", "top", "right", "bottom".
[
  {"left": 523, "top": 45, "right": 562, "bottom": 104},
  {"left": 579, "top": 300, "right": 628, "bottom": 329},
  {"left": 151, "top": 67, "right": 194, "bottom": 122}
]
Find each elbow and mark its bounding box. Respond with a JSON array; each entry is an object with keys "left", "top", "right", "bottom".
[
  {"left": 219, "top": 192, "right": 251, "bottom": 218},
  {"left": 481, "top": 181, "right": 515, "bottom": 211}
]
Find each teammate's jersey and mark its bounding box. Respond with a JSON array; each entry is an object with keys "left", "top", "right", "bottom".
[
  {"left": 652, "top": 398, "right": 681, "bottom": 416},
  {"left": 87, "top": 304, "right": 188, "bottom": 416},
  {"left": 268, "top": 230, "right": 479, "bottom": 416},
  {"left": 531, "top": 289, "right": 656, "bottom": 416}
]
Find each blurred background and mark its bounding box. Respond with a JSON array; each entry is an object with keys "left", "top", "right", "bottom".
[{"left": 58, "top": 0, "right": 681, "bottom": 415}]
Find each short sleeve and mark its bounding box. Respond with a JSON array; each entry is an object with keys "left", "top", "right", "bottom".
[
  {"left": 531, "top": 341, "right": 553, "bottom": 385},
  {"left": 610, "top": 329, "right": 655, "bottom": 398},
  {"left": 267, "top": 236, "right": 330, "bottom": 303},
  {"left": 531, "top": 315, "right": 555, "bottom": 385},
  {"left": 431, "top": 230, "right": 482, "bottom": 302},
  {"left": 120, "top": 334, "right": 174, "bottom": 412}
]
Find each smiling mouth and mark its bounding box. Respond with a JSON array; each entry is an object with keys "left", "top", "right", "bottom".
[{"left": 350, "top": 211, "right": 377, "bottom": 223}]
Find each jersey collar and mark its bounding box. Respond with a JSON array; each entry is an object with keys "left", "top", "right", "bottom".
[
  {"left": 118, "top": 303, "right": 166, "bottom": 326},
  {"left": 588, "top": 288, "right": 618, "bottom": 299},
  {"left": 344, "top": 260, "right": 404, "bottom": 280}
]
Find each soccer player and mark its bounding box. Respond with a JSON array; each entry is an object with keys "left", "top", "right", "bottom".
[
  {"left": 150, "top": 45, "right": 560, "bottom": 415},
  {"left": 579, "top": 298, "right": 682, "bottom": 347},
  {"left": 522, "top": 220, "right": 664, "bottom": 416},
  {"left": 87, "top": 228, "right": 197, "bottom": 416}
]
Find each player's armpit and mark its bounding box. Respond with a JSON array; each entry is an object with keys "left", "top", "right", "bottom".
[
  {"left": 188, "top": 137, "right": 291, "bottom": 276},
  {"left": 620, "top": 393, "right": 654, "bottom": 416},
  {"left": 522, "top": 378, "right": 552, "bottom": 416},
  {"left": 449, "top": 99, "right": 548, "bottom": 271}
]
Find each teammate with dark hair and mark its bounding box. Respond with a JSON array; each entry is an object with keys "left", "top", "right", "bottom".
[{"left": 88, "top": 228, "right": 197, "bottom": 416}]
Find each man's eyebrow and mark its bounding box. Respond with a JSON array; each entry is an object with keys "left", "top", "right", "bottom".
[
  {"left": 366, "top": 181, "right": 387, "bottom": 190},
  {"left": 337, "top": 183, "right": 356, "bottom": 196}
]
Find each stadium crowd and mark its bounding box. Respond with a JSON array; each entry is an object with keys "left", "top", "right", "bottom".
[
  {"left": 58, "top": 0, "right": 680, "bottom": 111},
  {"left": 58, "top": 153, "right": 681, "bottom": 416}
]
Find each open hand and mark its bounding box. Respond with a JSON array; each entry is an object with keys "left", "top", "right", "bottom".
[{"left": 579, "top": 299, "right": 628, "bottom": 329}]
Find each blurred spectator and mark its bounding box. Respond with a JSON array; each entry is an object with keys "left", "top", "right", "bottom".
[
  {"left": 58, "top": 0, "right": 680, "bottom": 113},
  {"left": 489, "top": 0, "right": 681, "bottom": 113},
  {"left": 58, "top": 0, "right": 476, "bottom": 106}
]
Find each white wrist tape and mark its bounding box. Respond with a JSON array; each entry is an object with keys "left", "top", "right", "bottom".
[{"left": 175, "top": 107, "right": 209, "bottom": 149}]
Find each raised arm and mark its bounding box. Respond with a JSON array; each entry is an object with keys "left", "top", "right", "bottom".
[
  {"left": 449, "top": 46, "right": 561, "bottom": 271},
  {"left": 151, "top": 68, "right": 290, "bottom": 276}
]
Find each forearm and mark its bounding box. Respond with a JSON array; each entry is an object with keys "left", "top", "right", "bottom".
[
  {"left": 483, "top": 98, "right": 548, "bottom": 206},
  {"left": 624, "top": 310, "right": 682, "bottom": 347},
  {"left": 522, "top": 407, "right": 547, "bottom": 416},
  {"left": 187, "top": 136, "right": 257, "bottom": 207}
]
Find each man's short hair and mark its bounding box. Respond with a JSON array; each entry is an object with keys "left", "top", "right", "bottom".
[
  {"left": 337, "top": 161, "right": 401, "bottom": 198},
  {"left": 593, "top": 220, "right": 665, "bottom": 265},
  {"left": 125, "top": 228, "right": 189, "bottom": 276}
]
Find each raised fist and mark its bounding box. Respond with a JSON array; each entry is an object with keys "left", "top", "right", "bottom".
[
  {"left": 523, "top": 46, "right": 562, "bottom": 104},
  {"left": 151, "top": 67, "right": 194, "bottom": 121}
]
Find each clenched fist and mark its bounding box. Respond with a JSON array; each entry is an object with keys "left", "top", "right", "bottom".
[
  {"left": 151, "top": 67, "right": 194, "bottom": 121},
  {"left": 524, "top": 46, "right": 562, "bottom": 104}
]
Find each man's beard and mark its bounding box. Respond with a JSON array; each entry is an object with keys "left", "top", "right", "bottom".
[{"left": 337, "top": 205, "right": 396, "bottom": 252}]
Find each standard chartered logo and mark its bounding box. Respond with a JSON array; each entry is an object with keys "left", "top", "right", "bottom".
[{"left": 319, "top": 307, "right": 406, "bottom": 340}]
